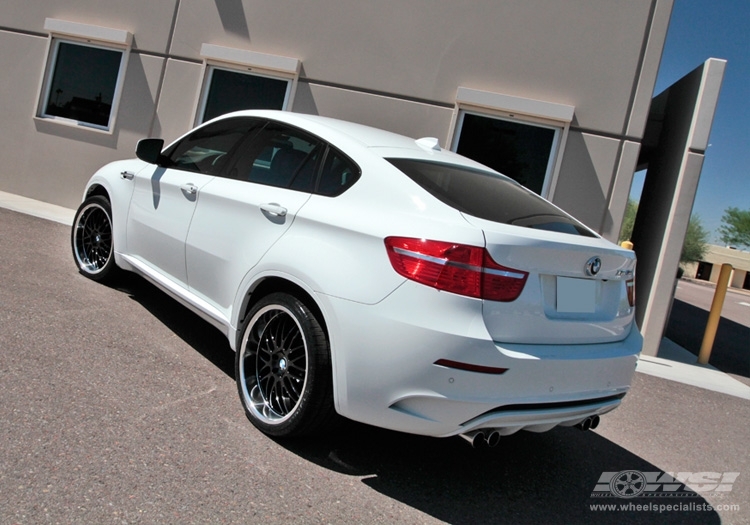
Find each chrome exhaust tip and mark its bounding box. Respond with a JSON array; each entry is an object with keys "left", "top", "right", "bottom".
[
  {"left": 575, "top": 415, "right": 601, "bottom": 431},
  {"left": 460, "top": 430, "right": 486, "bottom": 448},
  {"left": 486, "top": 430, "right": 501, "bottom": 448},
  {"left": 459, "top": 429, "right": 501, "bottom": 448}
]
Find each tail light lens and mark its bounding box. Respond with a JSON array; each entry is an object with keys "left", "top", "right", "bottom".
[
  {"left": 384, "top": 237, "right": 528, "bottom": 301},
  {"left": 626, "top": 278, "right": 636, "bottom": 307}
]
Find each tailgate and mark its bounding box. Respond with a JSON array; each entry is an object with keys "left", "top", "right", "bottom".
[{"left": 464, "top": 214, "right": 636, "bottom": 345}]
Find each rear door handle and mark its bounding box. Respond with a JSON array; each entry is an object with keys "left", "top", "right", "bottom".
[
  {"left": 120, "top": 171, "right": 135, "bottom": 180},
  {"left": 260, "top": 203, "right": 287, "bottom": 217}
]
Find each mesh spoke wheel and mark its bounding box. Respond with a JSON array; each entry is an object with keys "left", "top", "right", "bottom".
[
  {"left": 236, "top": 293, "right": 336, "bottom": 437},
  {"left": 244, "top": 305, "right": 308, "bottom": 423},
  {"left": 71, "top": 196, "right": 117, "bottom": 281}
]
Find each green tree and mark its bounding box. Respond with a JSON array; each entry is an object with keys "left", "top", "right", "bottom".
[
  {"left": 618, "top": 199, "right": 708, "bottom": 264},
  {"left": 618, "top": 198, "right": 638, "bottom": 244},
  {"left": 718, "top": 207, "right": 750, "bottom": 249},
  {"left": 681, "top": 215, "right": 709, "bottom": 264}
]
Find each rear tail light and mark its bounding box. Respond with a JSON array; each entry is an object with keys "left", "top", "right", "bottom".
[
  {"left": 626, "top": 278, "right": 636, "bottom": 307},
  {"left": 384, "top": 237, "right": 528, "bottom": 301}
]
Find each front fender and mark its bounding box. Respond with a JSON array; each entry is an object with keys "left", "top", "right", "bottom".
[{"left": 81, "top": 159, "right": 148, "bottom": 257}]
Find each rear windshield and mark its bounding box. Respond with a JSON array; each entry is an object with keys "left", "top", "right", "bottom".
[{"left": 388, "top": 158, "right": 596, "bottom": 237}]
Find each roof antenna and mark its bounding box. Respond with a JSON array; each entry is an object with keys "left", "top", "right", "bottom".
[{"left": 416, "top": 137, "right": 441, "bottom": 151}]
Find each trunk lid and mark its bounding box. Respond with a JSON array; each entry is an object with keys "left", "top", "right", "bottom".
[{"left": 463, "top": 214, "right": 636, "bottom": 345}]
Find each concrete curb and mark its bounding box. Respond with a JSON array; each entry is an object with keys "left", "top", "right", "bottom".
[
  {"left": 0, "top": 190, "right": 75, "bottom": 226},
  {"left": 638, "top": 339, "right": 750, "bottom": 400}
]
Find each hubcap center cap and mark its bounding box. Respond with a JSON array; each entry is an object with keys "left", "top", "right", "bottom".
[{"left": 278, "top": 357, "right": 287, "bottom": 372}]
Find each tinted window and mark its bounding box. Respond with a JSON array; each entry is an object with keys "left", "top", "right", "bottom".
[
  {"left": 202, "top": 68, "right": 289, "bottom": 122},
  {"left": 230, "top": 123, "right": 322, "bottom": 192},
  {"left": 43, "top": 41, "right": 123, "bottom": 129},
  {"left": 163, "top": 118, "right": 262, "bottom": 176},
  {"left": 388, "top": 158, "right": 595, "bottom": 237},
  {"left": 316, "top": 149, "right": 361, "bottom": 196},
  {"left": 455, "top": 113, "right": 556, "bottom": 195}
]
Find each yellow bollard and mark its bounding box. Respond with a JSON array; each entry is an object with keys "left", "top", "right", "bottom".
[
  {"left": 620, "top": 241, "right": 634, "bottom": 250},
  {"left": 698, "top": 263, "right": 733, "bottom": 365}
]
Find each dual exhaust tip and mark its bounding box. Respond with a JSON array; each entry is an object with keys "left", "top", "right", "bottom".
[
  {"left": 460, "top": 429, "right": 502, "bottom": 448},
  {"left": 460, "top": 415, "right": 601, "bottom": 448},
  {"left": 575, "top": 415, "right": 600, "bottom": 431}
]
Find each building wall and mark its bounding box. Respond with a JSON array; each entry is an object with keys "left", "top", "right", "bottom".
[
  {"left": 684, "top": 245, "right": 750, "bottom": 290},
  {"left": 0, "top": 0, "right": 672, "bottom": 239}
]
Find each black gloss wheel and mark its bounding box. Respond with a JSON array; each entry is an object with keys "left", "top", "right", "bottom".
[
  {"left": 236, "top": 292, "right": 336, "bottom": 437},
  {"left": 71, "top": 195, "right": 117, "bottom": 282}
]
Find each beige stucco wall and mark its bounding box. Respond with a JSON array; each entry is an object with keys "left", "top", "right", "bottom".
[{"left": 0, "top": 0, "right": 673, "bottom": 228}]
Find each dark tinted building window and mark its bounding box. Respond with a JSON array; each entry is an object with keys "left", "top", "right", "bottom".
[
  {"left": 202, "top": 68, "right": 289, "bottom": 122},
  {"left": 43, "top": 41, "right": 124, "bottom": 129},
  {"left": 455, "top": 113, "right": 556, "bottom": 195}
]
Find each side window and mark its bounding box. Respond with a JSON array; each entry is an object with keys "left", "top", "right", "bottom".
[
  {"left": 316, "top": 149, "right": 361, "bottom": 196},
  {"left": 200, "top": 67, "right": 291, "bottom": 123},
  {"left": 232, "top": 123, "right": 322, "bottom": 192},
  {"left": 39, "top": 40, "right": 126, "bottom": 130},
  {"left": 163, "top": 118, "right": 262, "bottom": 176}
]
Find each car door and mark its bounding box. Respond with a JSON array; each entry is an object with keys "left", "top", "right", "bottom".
[
  {"left": 185, "top": 121, "right": 323, "bottom": 314},
  {"left": 125, "top": 117, "right": 261, "bottom": 286}
]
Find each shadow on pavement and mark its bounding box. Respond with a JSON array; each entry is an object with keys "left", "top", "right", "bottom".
[
  {"left": 279, "top": 424, "right": 719, "bottom": 525},
  {"left": 666, "top": 299, "right": 750, "bottom": 378},
  {"left": 109, "top": 273, "right": 236, "bottom": 379},
  {"left": 109, "top": 273, "right": 720, "bottom": 524}
]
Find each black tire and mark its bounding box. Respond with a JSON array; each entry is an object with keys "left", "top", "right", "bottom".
[
  {"left": 71, "top": 195, "right": 118, "bottom": 282},
  {"left": 236, "top": 292, "right": 336, "bottom": 437}
]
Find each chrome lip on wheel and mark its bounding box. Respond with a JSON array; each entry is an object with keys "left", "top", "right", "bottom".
[
  {"left": 240, "top": 305, "right": 309, "bottom": 425},
  {"left": 73, "top": 203, "right": 113, "bottom": 274}
]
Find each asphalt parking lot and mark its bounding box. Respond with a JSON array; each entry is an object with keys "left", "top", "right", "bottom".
[{"left": 1, "top": 205, "right": 748, "bottom": 525}]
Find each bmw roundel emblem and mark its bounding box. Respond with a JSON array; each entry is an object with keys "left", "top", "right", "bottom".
[{"left": 585, "top": 256, "right": 602, "bottom": 276}]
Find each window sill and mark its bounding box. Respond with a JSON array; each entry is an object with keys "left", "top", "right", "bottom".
[{"left": 34, "top": 115, "right": 115, "bottom": 136}]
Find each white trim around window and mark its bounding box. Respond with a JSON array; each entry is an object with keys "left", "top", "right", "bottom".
[
  {"left": 37, "top": 19, "right": 132, "bottom": 132},
  {"left": 43, "top": 18, "right": 132, "bottom": 46},
  {"left": 195, "top": 44, "right": 300, "bottom": 125},
  {"left": 449, "top": 87, "right": 575, "bottom": 199}
]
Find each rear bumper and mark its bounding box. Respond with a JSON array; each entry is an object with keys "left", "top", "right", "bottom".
[{"left": 322, "top": 283, "right": 642, "bottom": 437}]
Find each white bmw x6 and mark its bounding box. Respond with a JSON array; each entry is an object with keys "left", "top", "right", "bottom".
[{"left": 72, "top": 110, "right": 641, "bottom": 445}]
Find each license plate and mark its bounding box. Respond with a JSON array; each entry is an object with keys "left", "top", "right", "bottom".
[{"left": 556, "top": 277, "right": 596, "bottom": 313}]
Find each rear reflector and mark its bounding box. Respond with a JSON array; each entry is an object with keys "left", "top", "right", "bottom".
[
  {"left": 384, "top": 237, "right": 528, "bottom": 301},
  {"left": 434, "top": 359, "right": 508, "bottom": 375}
]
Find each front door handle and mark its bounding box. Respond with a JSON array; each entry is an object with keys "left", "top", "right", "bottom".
[
  {"left": 181, "top": 183, "right": 198, "bottom": 195},
  {"left": 260, "top": 203, "right": 287, "bottom": 217},
  {"left": 120, "top": 171, "right": 135, "bottom": 180}
]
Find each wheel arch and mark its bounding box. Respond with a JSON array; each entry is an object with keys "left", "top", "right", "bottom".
[
  {"left": 235, "top": 276, "right": 343, "bottom": 420},
  {"left": 84, "top": 183, "right": 110, "bottom": 201},
  {"left": 235, "top": 276, "right": 329, "bottom": 350}
]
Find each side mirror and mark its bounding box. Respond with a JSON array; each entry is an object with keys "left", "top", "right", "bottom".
[{"left": 135, "top": 138, "right": 165, "bottom": 165}]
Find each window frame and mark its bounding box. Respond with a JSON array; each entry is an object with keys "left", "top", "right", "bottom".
[
  {"left": 449, "top": 88, "right": 574, "bottom": 199},
  {"left": 195, "top": 44, "right": 301, "bottom": 126},
  {"left": 37, "top": 19, "right": 131, "bottom": 133},
  {"left": 196, "top": 64, "right": 294, "bottom": 125}
]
